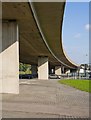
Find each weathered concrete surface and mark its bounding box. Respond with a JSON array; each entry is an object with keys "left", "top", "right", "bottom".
[
  {"left": 31, "top": 65, "right": 37, "bottom": 75},
  {"left": 2, "top": 2, "right": 78, "bottom": 69},
  {"left": 38, "top": 57, "right": 49, "bottom": 79},
  {"left": 55, "top": 66, "right": 62, "bottom": 75},
  {"left": 2, "top": 22, "right": 19, "bottom": 94},
  {"left": 2, "top": 79, "right": 89, "bottom": 118},
  {"left": 0, "top": 2, "right": 2, "bottom": 119}
]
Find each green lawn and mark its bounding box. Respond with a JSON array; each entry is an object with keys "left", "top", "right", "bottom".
[{"left": 58, "top": 79, "right": 91, "bottom": 93}]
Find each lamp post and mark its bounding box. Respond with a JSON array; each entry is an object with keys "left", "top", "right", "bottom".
[
  {"left": 84, "top": 54, "right": 88, "bottom": 79},
  {"left": 77, "top": 66, "right": 80, "bottom": 79},
  {"left": 84, "top": 64, "right": 87, "bottom": 78}
]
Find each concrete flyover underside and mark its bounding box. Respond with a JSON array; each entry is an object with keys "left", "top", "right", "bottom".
[
  {"left": 2, "top": 2, "right": 78, "bottom": 69},
  {"left": 1, "top": 1, "right": 79, "bottom": 93}
]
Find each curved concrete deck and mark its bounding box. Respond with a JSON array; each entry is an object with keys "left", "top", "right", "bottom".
[
  {"left": 1, "top": 2, "right": 80, "bottom": 93},
  {"left": 2, "top": 2, "right": 78, "bottom": 69},
  {"left": 2, "top": 79, "right": 89, "bottom": 118}
]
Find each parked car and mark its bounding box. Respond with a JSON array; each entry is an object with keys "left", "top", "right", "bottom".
[
  {"left": 49, "top": 74, "right": 60, "bottom": 79},
  {"left": 19, "top": 73, "right": 38, "bottom": 79},
  {"left": 19, "top": 74, "right": 33, "bottom": 79}
]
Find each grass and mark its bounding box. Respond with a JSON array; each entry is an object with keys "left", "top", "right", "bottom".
[{"left": 58, "top": 79, "right": 91, "bottom": 93}]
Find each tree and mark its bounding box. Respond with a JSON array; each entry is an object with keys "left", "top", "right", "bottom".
[{"left": 19, "top": 62, "right": 31, "bottom": 73}]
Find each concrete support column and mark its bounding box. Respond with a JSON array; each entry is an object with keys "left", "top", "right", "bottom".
[
  {"left": 1, "top": 21, "right": 19, "bottom": 94},
  {"left": 0, "top": 4, "right": 2, "bottom": 118},
  {"left": 50, "top": 68, "right": 55, "bottom": 74},
  {"left": 0, "top": 10, "right": 2, "bottom": 94},
  {"left": 65, "top": 69, "right": 70, "bottom": 74},
  {"left": 62, "top": 66, "right": 65, "bottom": 74},
  {"left": 55, "top": 66, "right": 61, "bottom": 75},
  {"left": 38, "top": 57, "right": 48, "bottom": 80},
  {"left": 31, "top": 65, "right": 37, "bottom": 78},
  {"left": 49, "top": 65, "right": 55, "bottom": 74}
]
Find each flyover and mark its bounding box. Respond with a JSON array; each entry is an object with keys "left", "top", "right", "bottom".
[{"left": 1, "top": 1, "right": 79, "bottom": 93}]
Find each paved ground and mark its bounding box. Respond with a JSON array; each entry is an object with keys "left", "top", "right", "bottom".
[{"left": 2, "top": 79, "right": 89, "bottom": 118}]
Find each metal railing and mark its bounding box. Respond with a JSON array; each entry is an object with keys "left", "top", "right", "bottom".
[{"left": 60, "top": 72, "right": 91, "bottom": 80}]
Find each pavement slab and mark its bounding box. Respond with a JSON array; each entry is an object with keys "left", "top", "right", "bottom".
[{"left": 2, "top": 79, "right": 90, "bottom": 118}]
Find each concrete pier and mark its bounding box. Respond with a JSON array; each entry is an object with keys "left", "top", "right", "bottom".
[
  {"left": 2, "top": 21, "right": 19, "bottom": 94},
  {"left": 55, "top": 66, "right": 61, "bottom": 75},
  {"left": 0, "top": 12, "right": 2, "bottom": 93},
  {"left": 31, "top": 65, "right": 37, "bottom": 77},
  {"left": 38, "top": 57, "right": 49, "bottom": 80}
]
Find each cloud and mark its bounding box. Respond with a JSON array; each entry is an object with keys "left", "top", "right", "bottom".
[
  {"left": 85, "top": 24, "right": 91, "bottom": 30},
  {"left": 74, "top": 33, "right": 81, "bottom": 39}
]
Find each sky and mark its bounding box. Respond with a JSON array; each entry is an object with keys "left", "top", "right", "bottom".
[{"left": 62, "top": 2, "right": 89, "bottom": 65}]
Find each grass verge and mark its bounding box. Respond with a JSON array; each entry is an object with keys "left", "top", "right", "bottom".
[{"left": 58, "top": 79, "right": 91, "bottom": 93}]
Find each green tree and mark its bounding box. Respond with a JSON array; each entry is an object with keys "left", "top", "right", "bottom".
[{"left": 19, "top": 62, "right": 31, "bottom": 74}]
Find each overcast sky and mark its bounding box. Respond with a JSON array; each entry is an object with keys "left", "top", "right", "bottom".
[{"left": 62, "top": 2, "right": 89, "bottom": 65}]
